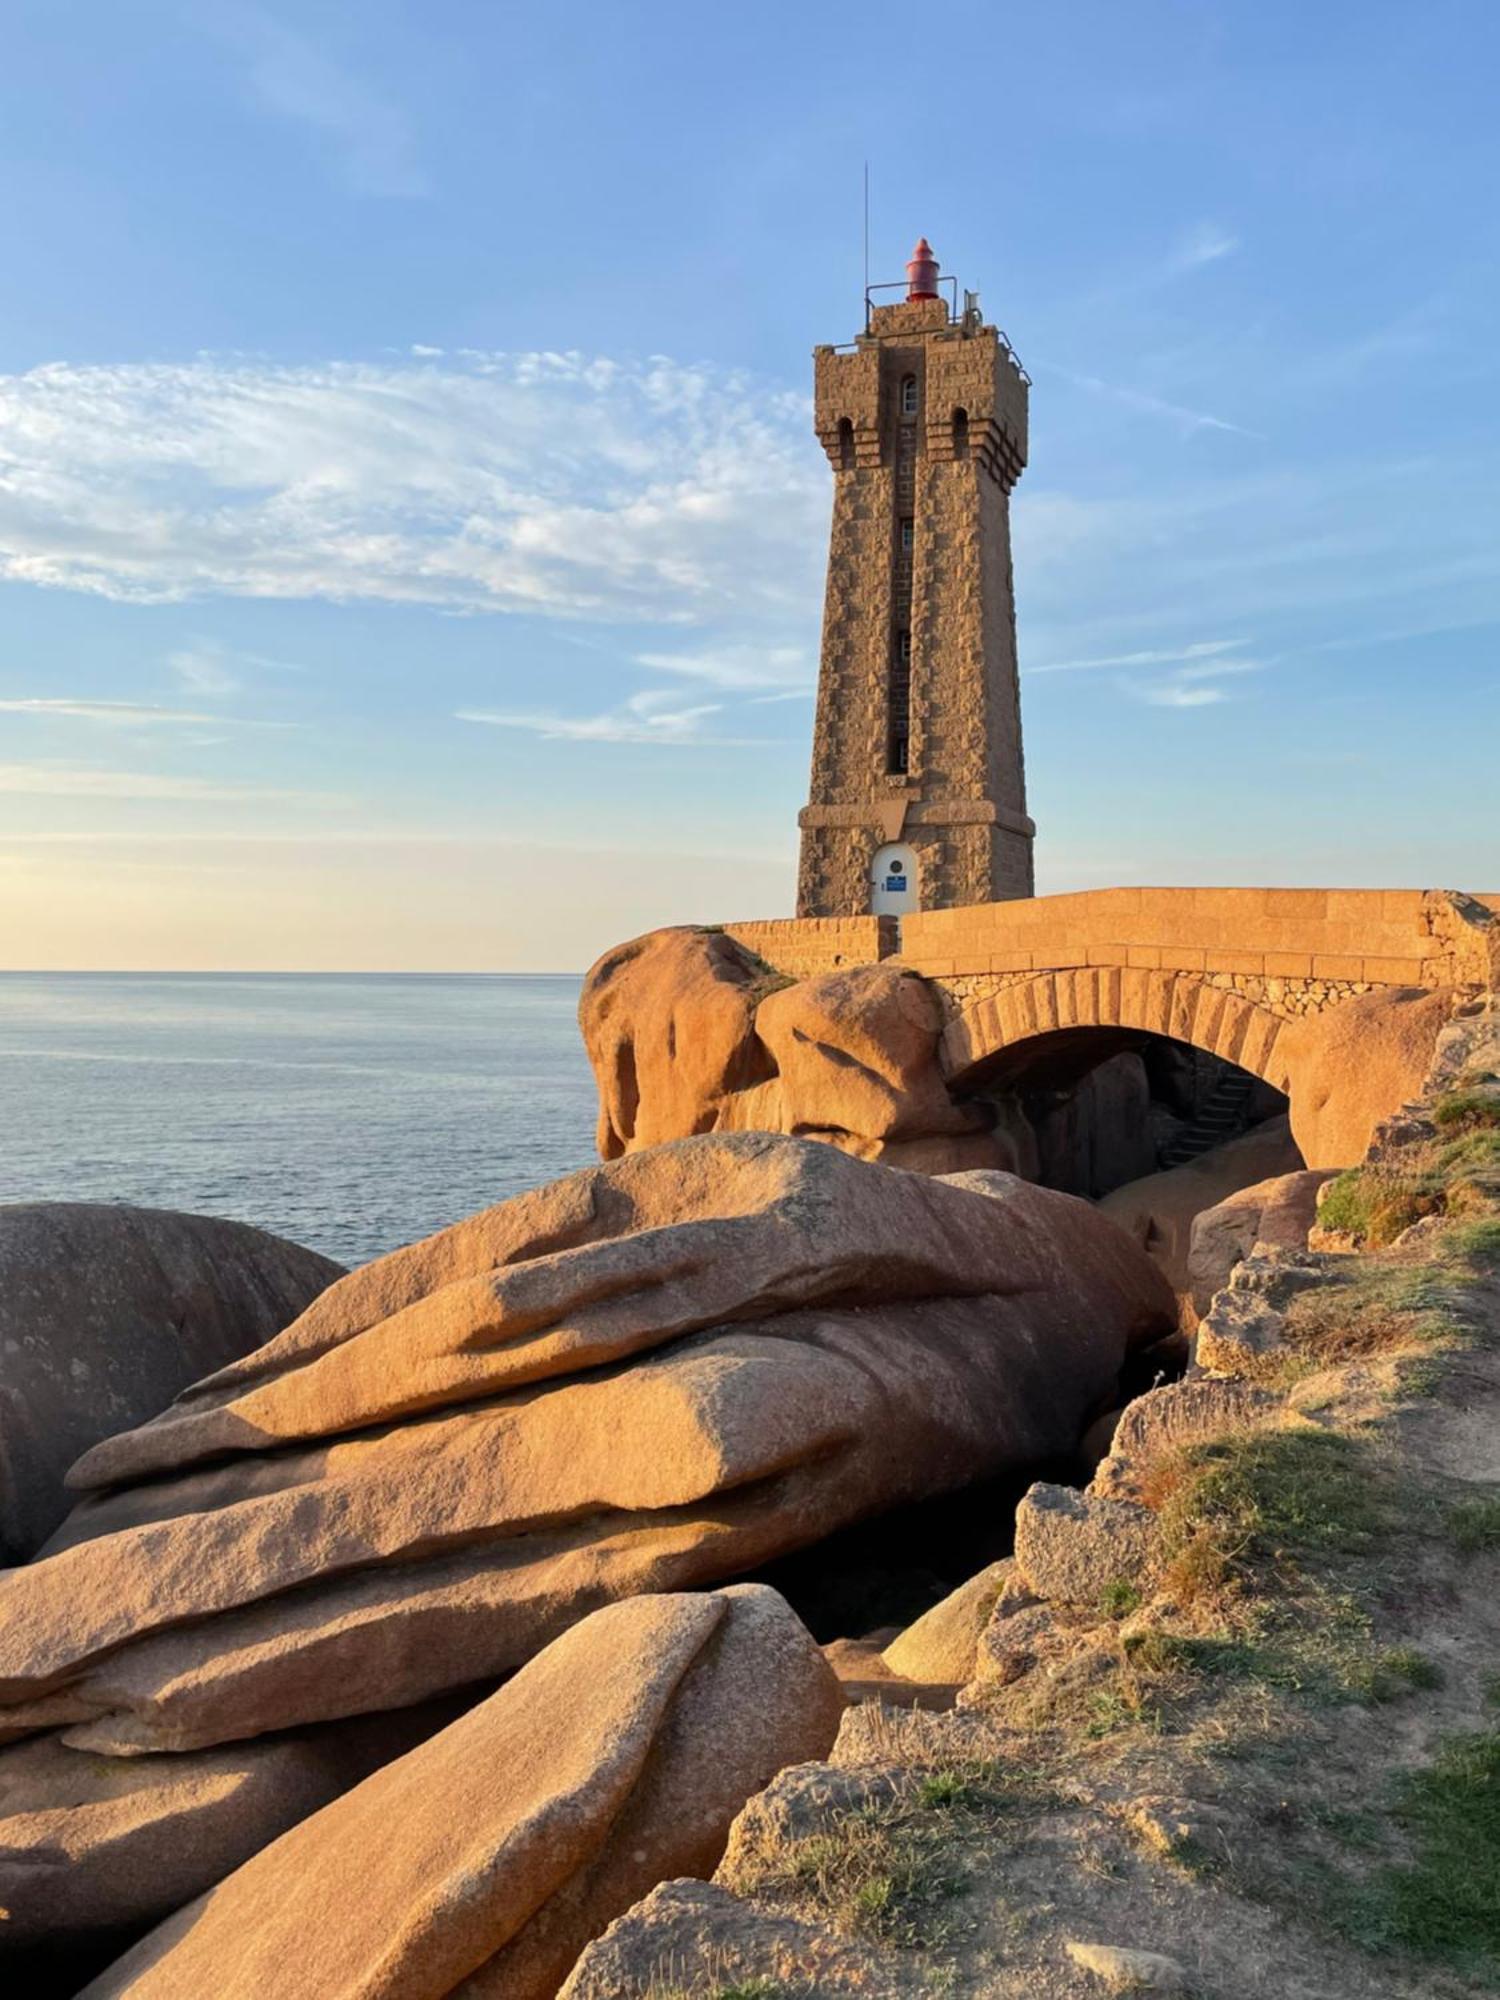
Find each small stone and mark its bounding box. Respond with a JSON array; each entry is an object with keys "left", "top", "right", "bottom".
[{"left": 1065, "top": 1938, "right": 1190, "bottom": 1992}]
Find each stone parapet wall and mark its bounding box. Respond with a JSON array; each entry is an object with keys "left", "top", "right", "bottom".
[
  {"left": 720, "top": 916, "right": 896, "bottom": 982},
  {"left": 899, "top": 887, "right": 1495, "bottom": 991}
]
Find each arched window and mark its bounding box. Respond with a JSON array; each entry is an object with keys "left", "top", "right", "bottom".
[
  {"left": 952, "top": 406, "right": 970, "bottom": 459},
  {"left": 837, "top": 417, "right": 855, "bottom": 470},
  {"left": 899, "top": 374, "right": 918, "bottom": 418}
]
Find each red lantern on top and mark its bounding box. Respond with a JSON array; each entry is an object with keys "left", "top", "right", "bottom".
[{"left": 905, "top": 237, "right": 940, "bottom": 301}]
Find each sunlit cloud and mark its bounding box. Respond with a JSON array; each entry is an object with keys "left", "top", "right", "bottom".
[
  {"left": 456, "top": 686, "right": 770, "bottom": 747},
  {"left": 0, "top": 351, "right": 826, "bottom": 633},
  {"left": 632, "top": 643, "right": 811, "bottom": 691}
]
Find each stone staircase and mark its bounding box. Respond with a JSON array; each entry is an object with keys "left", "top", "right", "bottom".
[{"left": 1158, "top": 1066, "right": 1258, "bottom": 1170}]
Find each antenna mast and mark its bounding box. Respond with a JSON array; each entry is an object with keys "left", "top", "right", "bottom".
[{"left": 862, "top": 161, "right": 870, "bottom": 305}]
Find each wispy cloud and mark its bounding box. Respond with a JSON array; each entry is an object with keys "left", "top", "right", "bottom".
[
  {"left": 1052, "top": 366, "right": 1261, "bottom": 439},
  {"left": 0, "top": 764, "right": 344, "bottom": 803},
  {"left": 201, "top": 4, "right": 428, "bottom": 197},
  {"left": 0, "top": 351, "right": 825, "bottom": 633},
  {"left": 1128, "top": 680, "right": 1236, "bottom": 708},
  {"left": 1028, "top": 635, "right": 1263, "bottom": 709},
  {"left": 0, "top": 698, "right": 226, "bottom": 726},
  {"left": 1119, "top": 652, "right": 1265, "bottom": 709},
  {"left": 170, "top": 643, "right": 241, "bottom": 696},
  {"left": 1171, "top": 222, "right": 1240, "bottom": 271},
  {"left": 632, "top": 644, "right": 811, "bottom": 691},
  {"left": 457, "top": 687, "right": 769, "bottom": 748},
  {"left": 1028, "top": 639, "right": 1250, "bottom": 676}
]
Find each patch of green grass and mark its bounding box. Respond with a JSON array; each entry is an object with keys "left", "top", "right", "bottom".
[
  {"left": 1159, "top": 1429, "right": 1396, "bottom": 1598},
  {"left": 914, "top": 1765, "right": 1000, "bottom": 1811},
  {"left": 1443, "top": 1215, "right": 1500, "bottom": 1270},
  {"left": 1340, "top": 1728, "right": 1500, "bottom": 1977},
  {"left": 1432, "top": 1088, "right": 1500, "bottom": 1132},
  {"left": 715, "top": 1984, "right": 781, "bottom": 2000},
  {"left": 1100, "top": 1578, "right": 1143, "bottom": 1619},
  {"left": 732, "top": 1780, "right": 998, "bottom": 1952},
  {"left": 1371, "top": 1645, "right": 1442, "bottom": 1693},
  {"left": 1448, "top": 1495, "right": 1500, "bottom": 1552}
]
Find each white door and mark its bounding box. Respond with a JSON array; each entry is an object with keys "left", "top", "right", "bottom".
[{"left": 870, "top": 842, "right": 919, "bottom": 916}]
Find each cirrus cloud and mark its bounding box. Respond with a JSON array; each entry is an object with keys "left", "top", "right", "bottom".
[{"left": 0, "top": 350, "right": 827, "bottom": 626}]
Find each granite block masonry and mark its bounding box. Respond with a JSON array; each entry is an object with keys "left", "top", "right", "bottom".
[{"left": 798, "top": 237, "right": 1035, "bottom": 919}]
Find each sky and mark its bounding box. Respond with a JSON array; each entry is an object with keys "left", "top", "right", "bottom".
[{"left": 0, "top": 0, "right": 1496, "bottom": 972}]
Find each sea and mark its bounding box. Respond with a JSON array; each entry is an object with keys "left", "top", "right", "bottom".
[{"left": 0, "top": 973, "right": 601, "bottom": 1269}]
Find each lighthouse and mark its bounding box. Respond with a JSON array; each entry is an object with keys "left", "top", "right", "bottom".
[{"left": 796, "top": 239, "right": 1035, "bottom": 918}]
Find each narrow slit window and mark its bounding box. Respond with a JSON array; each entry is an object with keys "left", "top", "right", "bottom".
[
  {"left": 900, "top": 517, "right": 914, "bottom": 553},
  {"left": 900, "top": 374, "right": 918, "bottom": 418},
  {"left": 952, "top": 406, "right": 970, "bottom": 458},
  {"left": 887, "top": 629, "right": 911, "bottom": 775},
  {"left": 837, "top": 417, "right": 855, "bottom": 470}
]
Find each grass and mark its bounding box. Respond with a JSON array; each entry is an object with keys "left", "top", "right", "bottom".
[
  {"left": 1431, "top": 1087, "right": 1500, "bottom": 1132},
  {"left": 1313, "top": 1096, "right": 1500, "bottom": 1249},
  {"left": 1447, "top": 1495, "right": 1500, "bottom": 1551},
  {"left": 1100, "top": 1578, "right": 1143, "bottom": 1619},
  {"left": 1154, "top": 1428, "right": 1397, "bottom": 1598},
  {"left": 1273, "top": 1256, "right": 1477, "bottom": 1370},
  {"left": 1336, "top": 1727, "right": 1500, "bottom": 1978},
  {"left": 724, "top": 1762, "right": 1039, "bottom": 1952}
]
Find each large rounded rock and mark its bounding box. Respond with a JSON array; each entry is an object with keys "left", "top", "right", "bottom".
[
  {"left": 0, "top": 1135, "right": 1174, "bottom": 1754},
  {"left": 579, "top": 926, "right": 1001, "bottom": 1173},
  {"left": 579, "top": 927, "right": 770, "bottom": 1158},
  {"left": 0, "top": 1205, "right": 341, "bottom": 1561},
  {"left": 1098, "top": 1116, "right": 1303, "bottom": 1307},
  {"left": 749, "top": 965, "right": 1000, "bottom": 1170},
  {"left": 79, "top": 1586, "right": 843, "bottom": 2000},
  {"left": 1280, "top": 986, "right": 1452, "bottom": 1168}
]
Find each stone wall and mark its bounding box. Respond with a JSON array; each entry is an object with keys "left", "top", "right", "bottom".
[
  {"left": 720, "top": 916, "right": 896, "bottom": 982},
  {"left": 899, "top": 887, "right": 1486, "bottom": 987}
]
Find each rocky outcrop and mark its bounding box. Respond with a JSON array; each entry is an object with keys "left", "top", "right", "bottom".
[
  {"left": 1098, "top": 1115, "right": 1304, "bottom": 1308},
  {"left": 559, "top": 1876, "right": 883, "bottom": 1998},
  {"left": 1279, "top": 985, "right": 1454, "bottom": 1168},
  {"left": 0, "top": 1204, "right": 341, "bottom": 1562},
  {"left": 80, "top": 1587, "right": 843, "bottom": 2000},
  {"left": 580, "top": 926, "right": 1001, "bottom": 1174},
  {"left": 0, "top": 1134, "right": 1174, "bottom": 1756},
  {"left": 579, "top": 927, "right": 771, "bottom": 1157},
  {"left": 1186, "top": 1167, "right": 1335, "bottom": 1316}
]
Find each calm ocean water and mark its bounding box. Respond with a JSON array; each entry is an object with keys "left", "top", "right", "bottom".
[{"left": 0, "top": 973, "right": 600, "bottom": 1268}]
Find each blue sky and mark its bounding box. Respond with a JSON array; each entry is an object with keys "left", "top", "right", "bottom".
[{"left": 0, "top": 0, "right": 1496, "bottom": 970}]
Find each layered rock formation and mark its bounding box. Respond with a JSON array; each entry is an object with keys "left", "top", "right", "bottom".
[
  {"left": 0, "top": 1702, "right": 452, "bottom": 1971},
  {"left": 0, "top": 1136, "right": 1173, "bottom": 1772},
  {"left": 78, "top": 1587, "right": 843, "bottom": 2000},
  {"left": 0, "top": 1203, "right": 341, "bottom": 1562}
]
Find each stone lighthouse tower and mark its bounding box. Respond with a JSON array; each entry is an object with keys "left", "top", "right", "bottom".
[{"left": 796, "top": 238, "right": 1035, "bottom": 918}]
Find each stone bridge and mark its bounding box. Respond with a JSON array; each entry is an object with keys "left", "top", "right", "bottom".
[{"left": 724, "top": 886, "right": 1499, "bottom": 1102}]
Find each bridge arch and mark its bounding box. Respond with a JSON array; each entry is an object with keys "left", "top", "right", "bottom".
[{"left": 939, "top": 966, "right": 1293, "bottom": 1097}]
